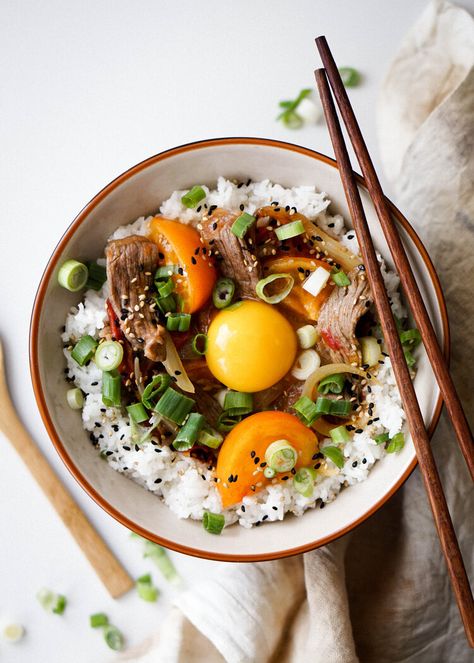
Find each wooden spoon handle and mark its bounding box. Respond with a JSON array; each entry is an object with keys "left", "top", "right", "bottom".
[{"left": 0, "top": 379, "right": 134, "bottom": 597}]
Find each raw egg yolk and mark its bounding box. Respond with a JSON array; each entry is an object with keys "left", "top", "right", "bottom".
[{"left": 205, "top": 300, "right": 297, "bottom": 392}]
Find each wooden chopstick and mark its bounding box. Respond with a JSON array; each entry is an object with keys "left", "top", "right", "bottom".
[
  {"left": 315, "top": 35, "right": 474, "bottom": 483},
  {"left": 313, "top": 65, "right": 474, "bottom": 647}
]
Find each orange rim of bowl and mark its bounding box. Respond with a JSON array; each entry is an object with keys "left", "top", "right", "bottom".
[{"left": 29, "top": 137, "right": 450, "bottom": 562}]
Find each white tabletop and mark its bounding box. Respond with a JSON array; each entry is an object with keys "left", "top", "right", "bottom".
[{"left": 1, "top": 1, "right": 429, "bottom": 660}]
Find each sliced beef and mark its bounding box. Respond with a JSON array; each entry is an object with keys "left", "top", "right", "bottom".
[
  {"left": 193, "top": 387, "right": 222, "bottom": 429},
  {"left": 200, "top": 208, "right": 262, "bottom": 299},
  {"left": 253, "top": 376, "right": 304, "bottom": 413},
  {"left": 106, "top": 235, "right": 166, "bottom": 362},
  {"left": 317, "top": 267, "right": 372, "bottom": 365}
]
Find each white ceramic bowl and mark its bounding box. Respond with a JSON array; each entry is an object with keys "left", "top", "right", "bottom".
[{"left": 30, "top": 138, "right": 448, "bottom": 561}]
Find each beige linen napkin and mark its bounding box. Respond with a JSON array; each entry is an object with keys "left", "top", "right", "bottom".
[{"left": 121, "top": 2, "right": 474, "bottom": 661}]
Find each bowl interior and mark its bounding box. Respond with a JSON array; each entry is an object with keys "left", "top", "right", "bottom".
[{"left": 31, "top": 139, "right": 446, "bottom": 560}]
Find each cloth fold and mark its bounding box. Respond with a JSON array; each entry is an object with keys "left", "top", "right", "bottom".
[{"left": 121, "top": 2, "right": 474, "bottom": 661}]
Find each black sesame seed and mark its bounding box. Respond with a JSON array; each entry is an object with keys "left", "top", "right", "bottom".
[
  {"left": 291, "top": 468, "right": 296, "bottom": 475},
  {"left": 91, "top": 381, "right": 98, "bottom": 386},
  {"left": 191, "top": 256, "right": 197, "bottom": 265},
  {"left": 241, "top": 505, "right": 246, "bottom": 512},
  {"left": 352, "top": 461, "right": 358, "bottom": 468},
  {"left": 178, "top": 267, "right": 184, "bottom": 275},
  {"left": 347, "top": 234, "right": 354, "bottom": 240},
  {"left": 362, "top": 458, "right": 367, "bottom": 464},
  {"left": 358, "top": 264, "right": 366, "bottom": 271},
  {"left": 239, "top": 203, "right": 245, "bottom": 211},
  {"left": 314, "top": 462, "right": 321, "bottom": 470},
  {"left": 194, "top": 247, "right": 200, "bottom": 255},
  {"left": 272, "top": 506, "right": 278, "bottom": 511},
  {"left": 174, "top": 370, "right": 181, "bottom": 376},
  {"left": 123, "top": 445, "right": 131, "bottom": 450},
  {"left": 196, "top": 205, "right": 202, "bottom": 212},
  {"left": 94, "top": 422, "right": 101, "bottom": 428},
  {"left": 154, "top": 448, "right": 162, "bottom": 453},
  {"left": 281, "top": 476, "right": 289, "bottom": 481},
  {"left": 212, "top": 222, "right": 218, "bottom": 231},
  {"left": 319, "top": 501, "right": 325, "bottom": 509},
  {"left": 105, "top": 450, "right": 113, "bottom": 456},
  {"left": 254, "top": 456, "right": 260, "bottom": 464},
  {"left": 250, "top": 451, "right": 256, "bottom": 458},
  {"left": 154, "top": 478, "right": 162, "bottom": 484},
  {"left": 135, "top": 444, "right": 140, "bottom": 451},
  {"left": 328, "top": 222, "right": 335, "bottom": 228},
  {"left": 262, "top": 515, "right": 268, "bottom": 521},
  {"left": 355, "top": 428, "right": 363, "bottom": 434},
  {"left": 260, "top": 462, "right": 267, "bottom": 468}
]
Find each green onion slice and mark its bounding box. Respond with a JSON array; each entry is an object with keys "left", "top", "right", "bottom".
[
  {"left": 265, "top": 439, "right": 297, "bottom": 473},
  {"left": 213, "top": 277, "right": 235, "bottom": 309},
  {"left": 338, "top": 67, "right": 361, "bottom": 88},
  {"left": 67, "top": 387, "right": 84, "bottom": 410},
  {"left": 90, "top": 613, "right": 109, "bottom": 628},
  {"left": 142, "top": 373, "right": 171, "bottom": 410},
  {"left": 102, "top": 369, "right": 121, "bottom": 408},
  {"left": 203, "top": 511, "right": 225, "bottom": 535},
  {"left": 155, "top": 293, "right": 176, "bottom": 314},
  {"left": 293, "top": 395, "right": 320, "bottom": 426},
  {"left": 192, "top": 333, "right": 208, "bottom": 356},
  {"left": 277, "top": 88, "right": 312, "bottom": 128},
  {"left": 157, "top": 278, "right": 175, "bottom": 298},
  {"left": 263, "top": 466, "right": 276, "bottom": 479},
  {"left": 58, "top": 259, "right": 88, "bottom": 292},
  {"left": 327, "top": 399, "right": 352, "bottom": 417},
  {"left": 136, "top": 574, "right": 159, "bottom": 602},
  {"left": 217, "top": 412, "right": 242, "bottom": 432},
  {"left": 85, "top": 262, "right": 107, "bottom": 291},
  {"left": 329, "top": 425, "right": 351, "bottom": 444},
  {"left": 231, "top": 212, "right": 256, "bottom": 238},
  {"left": 318, "top": 373, "right": 345, "bottom": 395},
  {"left": 126, "top": 402, "right": 149, "bottom": 424},
  {"left": 374, "top": 432, "right": 390, "bottom": 445},
  {"left": 198, "top": 428, "right": 223, "bottom": 449},
  {"left": 142, "top": 540, "right": 180, "bottom": 584},
  {"left": 400, "top": 328, "right": 421, "bottom": 348},
  {"left": 154, "top": 387, "right": 195, "bottom": 425},
  {"left": 274, "top": 220, "right": 305, "bottom": 241},
  {"left": 181, "top": 185, "right": 206, "bottom": 209},
  {"left": 71, "top": 335, "right": 98, "bottom": 366},
  {"left": 103, "top": 625, "right": 125, "bottom": 651},
  {"left": 322, "top": 446, "right": 344, "bottom": 469},
  {"left": 166, "top": 312, "right": 191, "bottom": 332},
  {"left": 256, "top": 273, "right": 294, "bottom": 304},
  {"left": 155, "top": 264, "right": 180, "bottom": 280},
  {"left": 94, "top": 340, "right": 124, "bottom": 371},
  {"left": 37, "top": 588, "right": 67, "bottom": 615},
  {"left": 173, "top": 412, "right": 205, "bottom": 451},
  {"left": 293, "top": 467, "right": 317, "bottom": 498},
  {"left": 223, "top": 391, "right": 253, "bottom": 416},
  {"left": 387, "top": 432, "right": 405, "bottom": 453},
  {"left": 331, "top": 269, "right": 351, "bottom": 287}
]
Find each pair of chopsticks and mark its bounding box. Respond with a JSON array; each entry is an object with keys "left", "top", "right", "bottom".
[{"left": 314, "top": 36, "right": 474, "bottom": 646}]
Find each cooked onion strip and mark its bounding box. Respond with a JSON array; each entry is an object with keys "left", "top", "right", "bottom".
[
  {"left": 291, "top": 349, "right": 321, "bottom": 380},
  {"left": 302, "top": 362, "right": 366, "bottom": 399},
  {"left": 302, "top": 220, "right": 360, "bottom": 272},
  {"left": 162, "top": 333, "right": 195, "bottom": 393}
]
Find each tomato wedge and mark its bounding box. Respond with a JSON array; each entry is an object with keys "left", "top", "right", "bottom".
[
  {"left": 263, "top": 256, "right": 332, "bottom": 321},
  {"left": 148, "top": 217, "right": 217, "bottom": 313},
  {"left": 216, "top": 411, "right": 318, "bottom": 508}
]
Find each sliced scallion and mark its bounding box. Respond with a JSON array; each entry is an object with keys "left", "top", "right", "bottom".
[
  {"left": 318, "top": 373, "right": 345, "bottom": 395},
  {"left": 374, "top": 432, "right": 390, "bottom": 445},
  {"left": 404, "top": 349, "right": 416, "bottom": 368},
  {"left": 339, "top": 67, "right": 361, "bottom": 87},
  {"left": 360, "top": 336, "right": 382, "bottom": 367},
  {"left": 329, "top": 425, "right": 351, "bottom": 444},
  {"left": 217, "top": 412, "right": 242, "bottom": 432},
  {"left": 1, "top": 623, "right": 25, "bottom": 643},
  {"left": 322, "top": 446, "right": 344, "bottom": 469},
  {"left": 102, "top": 369, "right": 121, "bottom": 408},
  {"left": 256, "top": 273, "right": 294, "bottom": 304},
  {"left": 327, "top": 399, "right": 352, "bottom": 417},
  {"left": 154, "top": 387, "right": 195, "bottom": 425},
  {"left": 155, "top": 293, "right": 176, "bottom": 314},
  {"left": 313, "top": 396, "right": 332, "bottom": 416},
  {"left": 85, "top": 262, "right": 107, "bottom": 291},
  {"left": 103, "top": 625, "right": 124, "bottom": 651},
  {"left": 263, "top": 466, "right": 276, "bottom": 479},
  {"left": 126, "top": 402, "right": 149, "bottom": 424},
  {"left": 173, "top": 412, "right": 205, "bottom": 451},
  {"left": 37, "top": 588, "right": 67, "bottom": 615},
  {"left": 400, "top": 328, "right": 421, "bottom": 348},
  {"left": 387, "top": 432, "right": 405, "bottom": 453},
  {"left": 274, "top": 220, "right": 305, "bottom": 241},
  {"left": 142, "top": 374, "right": 171, "bottom": 410},
  {"left": 198, "top": 428, "right": 223, "bottom": 449},
  {"left": 223, "top": 391, "right": 253, "bottom": 416},
  {"left": 142, "top": 540, "right": 180, "bottom": 584},
  {"left": 58, "top": 259, "right": 88, "bottom": 292},
  {"left": 293, "top": 467, "right": 317, "bottom": 497},
  {"left": 157, "top": 278, "right": 175, "bottom": 298},
  {"left": 71, "top": 335, "right": 98, "bottom": 366},
  {"left": 155, "top": 264, "right": 180, "bottom": 280},
  {"left": 212, "top": 277, "right": 235, "bottom": 309},
  {"left": 94, "top": 340, "right": 123, "bottom": 371},
  {"left": 296, "top": 324, "right": 318, "bottom": 349},
  {"left": 67, "top": 387, "right": 84, "bottom": 410},
  {"left": 277, "top": 88, "right": 312, "bottom": 128},
  {"left": 181, "top": 185, "right": 206, "bottom": 209},
  {"left": 166, "top": 312, "right": 191, "bottom": 332},
  {"left": 192, "top": 333, "right": 208, "bottom": 355},
  {"left": 331, "top": 269, "right": 351, "bottom": 287},
  {"left": 265, "top": 439, "right": 297, "bottom": 473},
  {"left": 136, "top": 574, "right": 159, "bottom": 602},
  {"left": 203, "top": 511, "right": 225, "bottom": 535},
  {"left": 90, "top": 613, "right": 109, "bottom": 628},
  {"left": 231, "top": 212, "right": 256, "bottom": 238},
  {"left": 293, "top": 395, "right": 320, "bottom": 426}
]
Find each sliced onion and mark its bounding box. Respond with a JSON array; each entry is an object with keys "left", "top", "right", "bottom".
[
  {"left": 291, "top": 349, "right": 321, "bottom": 380},
  {"left": 256, "top": 273, "right": 294, "bottom": 304},
  {"left": 359, "top": 336, "right": 382, "bottom": 367},
  {"left": 162, "top": 333, "right": 195, "bottom": 393},
  {"left": 302, "top": 266, "right": 330, "bottom": 297},
  {"left": 302, "top": 220, "right": 360, "bottom": 272},
  {"left": 302, "top": 362, "right": 367, "bottom": 399}
]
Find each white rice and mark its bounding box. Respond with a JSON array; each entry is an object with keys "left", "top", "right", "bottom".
[{"left": 62, "top": 177, "right": 408, "bottom": 529}]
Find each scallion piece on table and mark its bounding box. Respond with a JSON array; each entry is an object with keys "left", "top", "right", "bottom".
[
  {"left": 36, "top": 588, "right": 67, "bottom": 615},
  {"left": 338, "top": 67, "right": 361, "bottom": 88},
  {"left": 277, "top": 88, "right": 312, "bottom": 128},
  {"left": 293, "top": 467, "right": 317, "bottom": 497},
  {"left": 263, "top": 466, "right": 276, "bottom": 479},
  {"left": 136, "top": 574, "right": 159, "bottom": 602},
  {"left": 67, "top": 387, "right": 84, "bottom": 410},
  {"left": 102, "top": 369, "right": 121, "bottom": 407},
  {"left": 327, "top": 399, "right": 352, "bottom": 417},
  {"left": 126, "top": 402, "right": 149, "bottom": 424},
  {"left": 90, "top": 613, "right": 109, "bottom": 628},
  {"left": 374, "top": 432, "right": 390, "bottom": 445},
  {"left": 293, "top": 395, "right": 320, "bottom": 425},
  {"left": 94, "top": 340, "right": 124, "bottom": 371},
  {"left": 318, "top": 373, "right": 345, "bottom": 395},
  {"left": 256, "top": 273, "right": 294, "bottom": 304},
  {"left": 274, "top": 220, "right": 305, "bottom": 241},
  {"left": 330, "top": 425, "right": 351, "bottom": 444},
  {"left": 212, "top": 277, "right": 235, "bottom": 309},
  {"left": 85, "top": 262, "right": 107, "bottom": 291},
  {"left": 154, "top": 387, "right": 195, "bottom": 425},
  {"left": 157, "top": 277, "right": 175, "bottom": 298},
  {"left": 166, "top": 312, "right": 191, "bottom": 332},
  {"left": 58, "top": 259, "right": 88, "bottom": 292},
  {"left": 192, "top": 333, "right": 208, "bottom": 355},
  {"left": 231, "top": 212, "right": 256, "bottom": 238},
  {"left": 141, "top": 540, "right": 180, "bottom": 584},
  {"left": 155, "top": 293, "right": 176, "bottom": 314},
  {"left": 203, "top": 511, "right": 225, "bottom": 535},
  {"left": 321, "top": 445, "right": 345, "bottom": 469},
  {"left": 103, "top": 625, "right": 125, "bottom": 651},
  {"left": 172, "top": 412, "right": 205, "bottom": 451},
  {"left": 181, "top": 185, "right": 206, "bottom": 209},
  {"left": 217, "top": 412, "right": 242, "bottom": 432},
  {"left": 155, "top": 264, "right": 180, "bottom": 280},
  {"left": 71, "top": 335, "right": 98, "bottom": 366},
  {"left": 223, "top": 391, "right": 253, "bottom": 416},
  {"left": 198, "top": 428, "right": 223, "bottom": 449},
  {"left": 265, "top": 439, "right": 297, "bottom": 473},
  {"left": 387, "top": 432, "right": 405, "bottom": 453},
  {"left": 331, "top": 269, "right": 351, "bottom": 287},
  {"left": 142, "top": 374, "right": 171, "bottom": 410},
  {"left": 1, "top": 623, "right": 25, "bottom": 643}
]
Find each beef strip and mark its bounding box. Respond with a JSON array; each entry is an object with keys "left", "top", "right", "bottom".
[
  {"left": 253, "top": 376, "right": 304, "bottom": 413},
  {"left": 193, "top": 387, "right": 222, "bottom": 429},
  {"left": 106, "top": 235, "right": 166, "bottom": 362},
  {"left": 316, "top": 267, "right": 372, "bottom": 365},
  {"left": 200, "top": 208, "right": 262, "bottom": 299}
]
